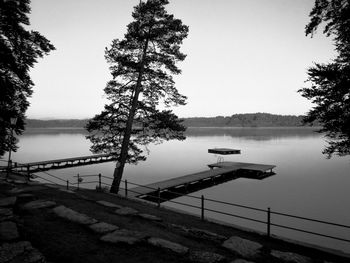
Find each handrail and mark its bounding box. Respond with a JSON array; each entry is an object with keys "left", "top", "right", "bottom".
[{"left": 23, "top": 171, "right": 350, "bottom": 246}]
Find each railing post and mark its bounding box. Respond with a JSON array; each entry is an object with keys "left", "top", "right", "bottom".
[
  {"left": 66, "top": 180, "right": 69, "bottom": 190},
  {"left": 98, "top": 173, "right": 101, "bottom": 190},
  {"left": 157, "top": 187, "right": 161, "bottom": 208},
  {"left": 27, "top": 164, "right": 30, "bottom": 182},
  {"left": 267, "top": 207, "right": 271, "bottom": 237},
  {"left": 201, "top": 195, "right": 204, "bottom": 221},
  {"left": 125, "top": 180, "right": 128, "bottom": 198},
  {"left": 77, "top": 174, "right": 80, "bottom": 190}
]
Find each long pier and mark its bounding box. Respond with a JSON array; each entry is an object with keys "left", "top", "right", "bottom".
[
  {"left": 1, "top": 153, "right": 117, "bottom": 173},
  {"left": 130, "top": 161, "right": 276, "bottom": 202}
]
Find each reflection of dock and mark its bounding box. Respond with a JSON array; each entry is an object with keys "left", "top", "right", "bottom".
[{"left": 130, "top": 161, "right": 276, "bottom": 202}]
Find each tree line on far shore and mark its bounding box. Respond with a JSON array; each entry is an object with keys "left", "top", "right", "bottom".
[{"left": 25, "top": 113, "right": 317, "bottom": 128}]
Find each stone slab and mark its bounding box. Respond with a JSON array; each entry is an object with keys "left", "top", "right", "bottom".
[
  {"left": 222, "top": 236, "right": 262, "bottom": 259},
  {"left": 188, "top": 228, "right": 226, "bottom": 242},
  {"left": 89, "top": 222, "right": 119, "bottom": 234},
  {"left": 52, "top": 205, "right": 98, "bottom": 225},
  {"left": 96, "top": 200, "right": 122, "bottom": 208},
  {"left": 271, "top": 250, "right": 312, "bottom": 263},
  {"left": 138, "top": 213, "right": 162, "bottom": 222},
  {"left": 0, "top": 221, "right": 19, "bottom": 241},
  {"left": 21, "top": 200, "right": 57, "bottom": 210},
  {"left": 0, "top": 241, "right": 46, "bottom": 263},
  {"left": 0, "top": 196, "right": 16, "bottom": 207},
  {"left": 114, "top": 207, "right": 138, "bottom": 216},
  {"left": 231, "top": 260, "right": 255, "bottom": 263},
  {"left": 189, "top": 250, "right": 226, "bottom": 263},
  {"left": 0, "top": 208, "right": 13, "bottom": 217},
  {"left": 101, "top": 229, "right": 147, "bottom": 245},
  {"left": 7, "top": 185, "right": 46, "bottom": 194},
  {"left": 148, "top": 237, "right": 189, "bottom": 255},
  {"left": 58, "top": 189, "right": 76, "bottom": 194},
  {"left": 16, "top": 194, "right": 36, "bottom": 204}
]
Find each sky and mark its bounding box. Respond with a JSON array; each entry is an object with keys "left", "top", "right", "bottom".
[{"left": 27, "top": 0, "right": 335, "bottom": 119}]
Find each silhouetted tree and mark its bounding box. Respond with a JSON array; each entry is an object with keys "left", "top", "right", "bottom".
[
  {"left": 299, "top": 0, "right": 350, "bottom": 157},
  {"left": 0, "top": 0, "right": 55, "bottom": 156},
  {"left": 86, "top": 0, "right": 188, "bottom": 193}
]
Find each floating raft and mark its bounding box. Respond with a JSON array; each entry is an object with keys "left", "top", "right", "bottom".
[
  {"left": 130, "top": 161, "right": 276, "bottom": 202},
  {"left": 208, "top": 148, "right": 241, "bottom": 155}
]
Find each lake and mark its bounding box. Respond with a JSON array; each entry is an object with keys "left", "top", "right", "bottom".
[{"left": 8, "top": 127, "right": 350, "bottom": 254}]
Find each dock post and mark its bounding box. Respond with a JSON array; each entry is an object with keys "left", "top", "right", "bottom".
[
  {"left": 98, "top": 173, "right": 101, "bottom": 190},
  {"left": 201, "top": 195, "right": 204, "bottom": 221},
  {"left": 267, "top": 207, "right": 271, "bottom": 237},
  {"left": 157, "top": 187, "right": 161, "bottom": 208},
  {"left": 66, "top": 180, "right": 69, "bottom": 190},
  {"left": 77, "top": 174, "right": 80, "bottom": 191},
  {"left": 125, "top": 180, "right": 128, "bottom": 197}
]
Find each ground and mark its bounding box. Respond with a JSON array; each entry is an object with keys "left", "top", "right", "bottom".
[{"left": 0, "top": 173, "right": 349, "bottom": 263}]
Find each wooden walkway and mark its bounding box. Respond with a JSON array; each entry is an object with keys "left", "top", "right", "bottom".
[
  {"left": 1, "top": 153, "right": 117, "bottom": 173},
  {"left": 130, "top": 161, "right": 276, "bottom": 200}
]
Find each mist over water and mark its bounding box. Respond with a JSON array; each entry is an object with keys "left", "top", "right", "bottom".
[{"left": 10, "top": 127, "right": 350, "bottom": 253}]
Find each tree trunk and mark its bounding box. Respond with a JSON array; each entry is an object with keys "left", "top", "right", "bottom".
[{"left": 110, "top": 38, "right": 150, "bottom": 193}]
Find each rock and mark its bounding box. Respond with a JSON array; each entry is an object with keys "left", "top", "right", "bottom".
[
  {"left": 101, "top": 229, "right": 147, "bottom": 245},
  {"left": 188, "top": 250, "right": 226, "bottom": 263},
  {"left": 13, "top": 179, "right": 27, "bottom": 184},
  {"left": 148, "top": 237, "right": 189, "bottom": 255},
  {"left": 21, "top": 200, "right": 57, "bottom": 210},
  {"left": 58, "top": 189, "right": 75, "bottom": 194},
  {"left": 188, "top": 228, "right": 226, "bottom": 242},
  {"left": 231, "top": 259, "right": 255, "bottom": 263},
  {"left": 222, "top": 236, "right": 262, "bottom": 259},
  {"left": 0, "top": 241, "right": 46, "bottom": 263},
  {"left": 16, "top": 194, "right": 36, "bottom": 204},
  {"left": 8, "top": 185, "right": 46, "bottom": 194},
  {"left": 271, "top": 250, "right": 312, "bottom": 263},
  {"left": 0, "top": 196, "right": 16, "bottom": 207},
  {"left": 89, "top": 222, "right": 119, "bottom": 234},
  {"left": 0, "top": 221, "right": 19, "bottom": 241},
  {"left": 0, "top": 208, "right": 13, "bottom": 221},
  {"left": 96, "top": 200, "right": 122, "bottom": 208},
  {"left": 138, "top": 213, "right": 162, "bottom": 222},
  {"left": 114, "top": 207, "right": 138, "bottom": 216},
  {"left": 52, "top": 205, "right": 98, "bottom": 225},
  {"left": 0, "top": 208, "right": 13, "bottom": 217}
]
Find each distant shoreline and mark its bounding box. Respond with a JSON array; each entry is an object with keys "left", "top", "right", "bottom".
[{"left": 25, "top": 113, "right": 318, "bottom": 129}]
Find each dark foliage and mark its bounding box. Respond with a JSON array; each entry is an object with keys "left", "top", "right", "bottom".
[
  {"left": 183, "top": 113, "right": 310, "bottom": 127},
  {"left": 299, "top": 0, "right": 350, "bottom": 157},
  {"left": 0, "top": 0, "right": 55, "bottom": 156},
  {"left": 86, "top": 0, "right": 188, "bottom": 191}
]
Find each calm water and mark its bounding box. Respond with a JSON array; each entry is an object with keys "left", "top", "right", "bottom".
[{"left": 7, "top": 127, "right": 350, "bottom": 253}]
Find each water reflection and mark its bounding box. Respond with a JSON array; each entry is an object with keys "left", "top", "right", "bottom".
[{"left": 186, "top": 127, "right": 320, "bottom": 140}]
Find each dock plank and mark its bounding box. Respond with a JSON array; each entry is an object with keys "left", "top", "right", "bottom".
[
  {"left": 130, "top": 167, "right": 239, "bottom": 197},
  {"left": 130, "top": 161, "right": 276, "bottom": 199}
]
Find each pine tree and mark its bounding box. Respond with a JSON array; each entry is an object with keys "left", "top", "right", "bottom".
[
  {"left": 86, "top": 0, "right": 188, "bottom": 192},
  {"left": 0, "top": 0, "right": 55, "bottom": 156},
  {"left": 299, "top": 0, "right": 350, "bottom": 157}
]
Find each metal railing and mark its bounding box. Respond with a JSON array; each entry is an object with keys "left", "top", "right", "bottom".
[{"left": 7, "top": 167, "right": 350, "bottom": 245}]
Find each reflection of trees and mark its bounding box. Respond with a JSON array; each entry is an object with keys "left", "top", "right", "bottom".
[
  {"left": 22, "top": 127, "right": 320, "bottom": 141},
  {"left": 185, "top": 127, "right": 319, "bottom": 140}
]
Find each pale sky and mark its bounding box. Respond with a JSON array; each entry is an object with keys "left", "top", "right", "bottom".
[{"left": 27, "top": 0, "right": 335, "bottom": 119}]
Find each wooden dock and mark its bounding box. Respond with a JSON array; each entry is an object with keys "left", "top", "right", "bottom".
[
  {"left": 1, "top": 153, "right": 117, "bottom": 173},
  {"left": 130, "top": 161, "right": 276, "bottom": 202}
]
